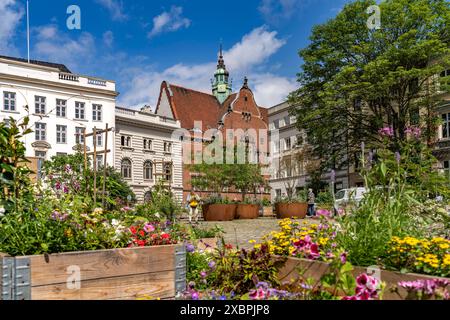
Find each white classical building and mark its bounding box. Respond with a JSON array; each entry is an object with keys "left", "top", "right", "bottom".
[
  {"left": 0, "top": 55, "right": 117, "bottom": 168},
  {"left": 115, "top": 106, "right": 183, "bottom": 202}
]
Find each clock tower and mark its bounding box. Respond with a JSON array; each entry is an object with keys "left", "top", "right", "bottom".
[{"left": 212, "top": 44, "right": 232, "bottom": 104}]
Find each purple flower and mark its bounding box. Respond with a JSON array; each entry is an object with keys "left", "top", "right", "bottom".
[
  {"left": 65, "top": 164, "right": 72, "bottom": 173},
  {"left": 208, "top": 261, "right": 216, "bottom": 269},
  {"left": 72, "top": 181, "right": 81, "bottom": 191},
  {"left": 340, "top": 252, "right": 347, "bottom": 264},
  {"left": 188, "top": 281, "right": 195, "bottom": 289},
  {"left": 378, "top": 127, "right": 394, "bottom": 137},
  {"left": 405, "top": 126, "right": 421, "bottom": 139},
  {"left": 200, "top": 271, "right": 207, "bottom": 278},
  {"left": 219, "top": 295, "right": 227, "bottom": 301},
  {"left": 55, "top": 181, "right": 62, "bottom": 190},
  {"left": 186, "top": 243, "right": 195, "bottom": 253},
  {"left": 63, "top": 184, "right": 69, "bottom": 194},
  {"left": 191, "top": 292, "right": 199, "bottom": 300}
]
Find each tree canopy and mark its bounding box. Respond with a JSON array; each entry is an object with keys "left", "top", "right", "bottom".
[{"left": 288, "top": 0, "right": 450, "bottom": 172}]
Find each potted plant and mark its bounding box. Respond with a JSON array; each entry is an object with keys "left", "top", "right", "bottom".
[
  {"left": 201, "top": 196, "right": 236, "bottom": 221},
  {"left": 274, "top": 194, "right": 308, "bottom": 219},
  {"left": 236, "top": 197, "right": 260, "bottom": 220},
  {"left": 261, "top": 198, "right": 274, "bottom": 217}
]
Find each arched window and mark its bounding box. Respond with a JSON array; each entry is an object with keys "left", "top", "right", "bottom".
[
  {"left": 121, "top": 158, "right": 132, "bottom": 179},
  {"left": 143, "top": 161, "right": 153, "bottom": 181},
  {"left": 163, "top": 162, "right": 172, "bottom": 182},
  {"left": 144, "top": 191, "right": 153, "bottom": 203}
]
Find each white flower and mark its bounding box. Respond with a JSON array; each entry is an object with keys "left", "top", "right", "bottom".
[
  {"left": 155, "top": 212, "right": 161, "bottom": 219},
  {"left": 0, "top": 206, "right": 5, "bottom": 217}
]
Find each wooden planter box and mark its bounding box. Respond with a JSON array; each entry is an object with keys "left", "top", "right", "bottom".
[
  {"left": 236, "top": 204, "right": 259, "bottom": 220},
  {"left": 275, "top": 202, "right": 308, "bottom": 219},
  {"left": 0, "top": 244, "right": 186, "bottom": 300},
  {"left": 278, "top": 257, "right": 450, "bottom": 300},
  {"left": 202, "top": 204, "right": 236, "bottom": 221}
]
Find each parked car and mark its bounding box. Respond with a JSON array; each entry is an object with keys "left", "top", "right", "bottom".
[{"left": 334, "top": 187, "right": 367, "bottom": 214}]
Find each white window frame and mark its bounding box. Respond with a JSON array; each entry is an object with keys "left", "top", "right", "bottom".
[
  {"left": 35, "top": 122, "right": 46, "bottom": 141},
  {"left": 56, "top": 99, "right": 67, "bottom": 118},
  {"left": 35, "top": 96, "right": 46, "bottom": 115},
  {"left": 75, "top": 102, "right": 85, "bottom": 120},
  {"left": 3, "top": 92, "right": 16, "bottom": 111},
  {"left": 75, "top": 127, "right": 85, "bottom": 144},
  {"left": 442, "top": 113, "right": 450, "bottom": 139},
  {"left": 92, "top": 104, "right": 102, "bottom": 122},
  {"left": 56, "top": 125, "right": 67, "bottom": 144}
]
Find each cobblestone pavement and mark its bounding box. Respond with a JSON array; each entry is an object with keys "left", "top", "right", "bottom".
[{"left": 188, "top": 218, "right": 317, "bottom": 249}]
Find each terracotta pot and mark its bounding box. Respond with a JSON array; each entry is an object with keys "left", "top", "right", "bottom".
[
  {"left": 236, "top": 204, "right": 260, "bottom": 219},
  {"left": 275, "top": 202, "right": 308, "bottom": 219},
  {"left": 202, "top": 204, "right": 235, "bottom": 221}
]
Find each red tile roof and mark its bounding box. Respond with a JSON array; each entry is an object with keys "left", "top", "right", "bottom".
[{"left": 156, "top": 81, "right": 268, "bottom": 131}]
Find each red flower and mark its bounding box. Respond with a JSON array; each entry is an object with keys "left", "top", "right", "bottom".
[
  {"left": 137, "top": 240, "right": 146, "bottom": 247},
  {"left": 161, "top": 233, "right": 170, "bottom": 240},
  {"left": 225, "top": 244, "right": 233, "bottom": 250},
  {"left": 130, "top": 226, "right": 137, "bottom": 235},
  {"left": 139, "top": 230, "right": 145, "bottom": 237}
]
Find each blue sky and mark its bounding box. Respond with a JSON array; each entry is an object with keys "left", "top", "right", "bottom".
[{"left": 0, "top": 0, "right": 351, "bottom": 108}]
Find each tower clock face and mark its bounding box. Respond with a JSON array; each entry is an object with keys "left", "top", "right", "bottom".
[{"left": 218, "top": 84, "right": 227, "bottom": 92}]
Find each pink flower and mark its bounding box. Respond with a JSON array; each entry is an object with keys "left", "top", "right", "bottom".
[
  {"left": 378, "top": 127, "right": 394, "bottom": 137},
  {"left": 144, "top": 224, "right": 155, "bottom": 233}
]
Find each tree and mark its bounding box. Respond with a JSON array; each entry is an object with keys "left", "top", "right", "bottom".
[{"left": 289, "top": 0, "right": 450, "bottom": 173}]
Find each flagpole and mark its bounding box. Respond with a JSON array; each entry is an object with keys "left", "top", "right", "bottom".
[{"left": 27, "top": 0, "right": 30, "bottom": 63}]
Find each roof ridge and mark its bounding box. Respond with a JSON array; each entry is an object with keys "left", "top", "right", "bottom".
[{"left": 169, "top": 83, "right": 216, "bottom": 97}]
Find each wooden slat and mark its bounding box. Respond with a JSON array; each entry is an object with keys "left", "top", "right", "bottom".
[
  {"left": 18, "top": 245, "right": 177, "bottom": 287},
  {"left": 31, "top": 271, "right": 175, "bottom": 300},
  {"left": 279, "top": 257, "right": 450, "bottom": 300}
]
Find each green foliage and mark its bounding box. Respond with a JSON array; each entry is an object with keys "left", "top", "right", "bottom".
[
  {"left": 337, "top": 136, "right": 450, "bottom": 266},
  {"left": 0, "top": 116, "right": 34, "bottom": 214},
  {"left": 189, "top": 225, "right": 224, "bottom": 239},
  {"left": 42, "top": 152, "right": 135, "bottom": 210},
  {"left": 289, "top": 0, "right": 450, "bottom": 172},
  {"left": 187, "top": 251, "right": 216, "bottom": 291},
  {"left": 209, "top": 241, "right": 286, "bottom": 295},
  {"left": 316, "top": 191, "right": 333, "bottom": 206}
]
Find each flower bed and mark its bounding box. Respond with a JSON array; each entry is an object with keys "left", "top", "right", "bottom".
[{"left": 0, "top": 244, "right": 186, "bottom": 300}]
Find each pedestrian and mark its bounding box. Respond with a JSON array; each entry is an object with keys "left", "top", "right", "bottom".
[
  {"left": 307, "top": 188, "right": 316, "bottom": 217},
  {"left": 188, "top": 191, "right": 201, "bottom": 223}
]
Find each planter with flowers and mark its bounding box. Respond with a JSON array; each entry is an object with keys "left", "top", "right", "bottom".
[{"left": 0, "top": 218, "right": 188, "bottom": 300}]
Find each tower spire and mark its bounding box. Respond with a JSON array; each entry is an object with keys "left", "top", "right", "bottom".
[{"left": 212, "top": 42, "right": 231, "bottom": 104}]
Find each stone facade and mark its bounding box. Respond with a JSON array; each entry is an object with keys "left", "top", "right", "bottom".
[
  {"left": 268, "top": 102, "right": 351, "bottom": 199},
  {"left": 0, "top": 56, "right": 117, "bottom": 170},
  {"left": 115, "top": 107, "right": 183, "bottom": 202}
]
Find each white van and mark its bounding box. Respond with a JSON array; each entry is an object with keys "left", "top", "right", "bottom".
[{"left": 334, "top": 187, "right": 367, "bottom": 213}]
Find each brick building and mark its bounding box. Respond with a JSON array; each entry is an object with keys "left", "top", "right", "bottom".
[{"left": 155, "top": 48, "right": 270, "bottom": 203}]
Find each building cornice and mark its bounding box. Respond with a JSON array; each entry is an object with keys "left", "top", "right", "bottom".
[{"left": 0, "top": 73, "right": 119, "bottom": 98}]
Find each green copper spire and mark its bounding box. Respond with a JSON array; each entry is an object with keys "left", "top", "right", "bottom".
[{"left": 212, "top": 43, "right": 232, "bottom": 104}]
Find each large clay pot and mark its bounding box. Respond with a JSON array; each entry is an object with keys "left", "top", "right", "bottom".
[
  {"left": 275, "top": 202, "right": 308, "bottom": 219},
  {"left": 202, "top": 204, "right": 235, "bottom": 221},
  {"left": 236, "top": 204, "right": 260, "bottom": 219}
]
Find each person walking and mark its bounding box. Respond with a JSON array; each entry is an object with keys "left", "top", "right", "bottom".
[
  {"left": 188, "top": 192, "right": 201, "bottom": 223},
  {"left": 307, "top": 188, "right": 316, "bottom": 217}
]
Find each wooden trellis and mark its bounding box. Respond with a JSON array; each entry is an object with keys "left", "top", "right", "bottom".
[{"left": 82, "top": 124, "right": 113, "bottom": 207}]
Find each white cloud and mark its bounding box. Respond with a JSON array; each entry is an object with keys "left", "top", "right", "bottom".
[
  {"left": 0, "top": 0, "right": 24, "bottom": 55},
  {"left": 224, "top": 26, "right": 286, "bottom": 72},
  {"left": 33, "top": 25, "right": 96, "bottom": 70},
  {"left": 118, "top": 26, "right": 295, "bottom": 109},
  {"left": 96, "top": 0, "right": 127, "bottom": 21},
  {"left": 103, "top": 30, "right": 114, "bottom": 47},
  {"left": 148, "top": 6, "right": 191, "bottom": 38}
]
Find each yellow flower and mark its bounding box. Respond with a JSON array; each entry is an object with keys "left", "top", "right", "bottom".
[{"left": 249, "top": 240, "right": 256, "bottom": 244}]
